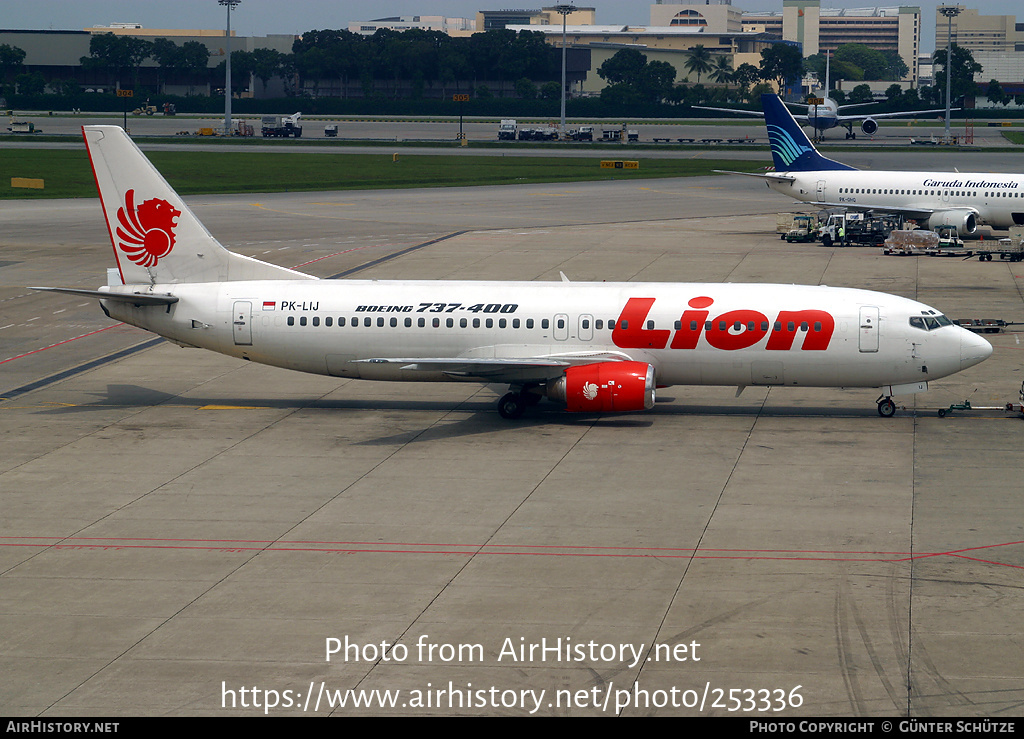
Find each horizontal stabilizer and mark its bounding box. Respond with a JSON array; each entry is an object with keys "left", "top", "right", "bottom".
[
  {"left": 30, "top": 286, "right": 179, "bottom": 306},
  {"left": 714, "top": 169, "right": 795, "bottom": 182}
]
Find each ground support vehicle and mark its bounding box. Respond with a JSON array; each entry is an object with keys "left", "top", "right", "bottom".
[
  {"left": 819, "top": 212, "right": 898, "bottom": 247},
  {"left": 498, "top": 119, "right": 517, "bottom": 140},
  {"left": 568, "top": 126, "right": 593, "bottom": 141},
  {"left": 785, "top": 215, "right": 818, "bottom": 243},
  {"left": 973, "top": 228, "right": 1024, "bottom": 262},
  {"left": 518, "top": 127, "right": 557, "bottom": 141},
  {"left": 324, "top": 124, "right": 338, "bottom": 137},
  {"left": 776, "top": 212, "right": 812, "bottom": 239},
  {"left": 261, "top": 113, "right": 302, "bottom": 138},
  {"left": 972, "top": 244, "right": 1024, "bottom": 262},
  {"left": 132, "top": 105, "right": 156, "bottom": 116},
  {"left": 955, "top": 319, "right": 1010, "bottom": 334},
  {"left": 937, "top": 385, "right": 1024, "bottom": 418},
  {"left": 882, "top": 229, "right": 939, "bottom": 256}
]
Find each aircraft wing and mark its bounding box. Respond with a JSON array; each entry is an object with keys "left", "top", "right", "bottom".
[
  {"left": 692, "top": 106, "right": 764, "bottom": 117},
  {"left": 792, "top": 199, "right": 954, "bottom": 222},
  {"left": 835, "top": 108, "right": 957, "bottom": 123},
  {"left": 354, "top": 351, "right": 635, "bottom": 382}
]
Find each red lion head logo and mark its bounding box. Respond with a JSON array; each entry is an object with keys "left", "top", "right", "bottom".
[{"left": 114, "top": 189, "right": 181, "bottom": 268}]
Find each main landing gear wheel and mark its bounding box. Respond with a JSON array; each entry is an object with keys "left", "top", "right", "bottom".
[
  {"left": 498, "top": 391, "right": 527, "bottom": 420},
  {"left": 877, "top": 397, "right": 896, "bottom": 417}
]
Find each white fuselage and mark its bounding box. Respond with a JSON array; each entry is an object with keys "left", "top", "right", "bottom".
[
  {"left": 102, "top": 280, "right": 990, "bottom": 391},
  {"left": 769, "top": 170, "right": 1024, "bottom": 230},
  {"left": 805, "top": 100, "right": 839, "bottom": 131}
]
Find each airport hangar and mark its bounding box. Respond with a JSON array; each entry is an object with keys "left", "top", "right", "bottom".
[{"left": 1, "top": 141, "right": 1022, "bottom": 716}]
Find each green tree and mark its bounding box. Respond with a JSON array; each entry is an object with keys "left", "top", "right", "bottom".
[
  {"left": 177, "top": 41, "right": 210, "bottom": 95},
  {"left": 598, "top": 48, "right": 647, "bottom": 86},
  {"left": 932, "top": 44, "right": 983, "bottom": 105},
  {"left": 682, "top": 45, "right": 713, "bottom": 84},
  {"left": 986, "top": 79, "right": 1009, "bottom": 106},
  {"left": 848, "top": 83, "right": 874, "bottom": 104},
  {"left": 709, "top": 56, "right": 734, "bottom": 85},
  {"left": 881, "top": 50, "right": 909, "bottom": 81},
  {"left": 80, "top": 33, "right": 152, "bottom": 89},
  {"left": 15, "top": 71, "right": 46, "bottom": 95},
  {"left": 833, "top": 44, "right": 887, "bottom": 80},
  {"left": 540, "top": 80, "right": 561, "bottom": 100},
  {"left": 597, "top": 49, "right": 675, "bottom": 104},
  {"left": 514, "top": 76, "right": 537, "bottom": 99},
  {"left": 0, "top": 43, "right": 26, "bottom": 84},
  {"left": 251, "top": 48, "right": 283, "bottom": 96},
  {"left": 215, "top": 50, "right": 255, "bottom": 95},
  {"left": 758, "top": 43, "right": 803, "bottom": 92},
  {"left": 900, "top": 87, "right": 920, "bottom": 107}
]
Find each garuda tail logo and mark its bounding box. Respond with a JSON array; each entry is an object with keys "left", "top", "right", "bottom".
[
  {"left": 767, "top": 124, "right": 811, "bottom": 168},
  {"left": 115, "top": 189, "right": 181, "bottom": 267}
]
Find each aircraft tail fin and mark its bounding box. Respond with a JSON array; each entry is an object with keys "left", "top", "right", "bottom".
[
  {"left": 83, "top": 125, "right": 315, "bottom": 285},
  {"left": 761, "top": 94, "right": 855, "bottom": 173}
]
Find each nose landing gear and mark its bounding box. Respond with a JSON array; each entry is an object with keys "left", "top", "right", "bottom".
[{"left": 876, "top": 396, "right": 897, "bottom": 417}]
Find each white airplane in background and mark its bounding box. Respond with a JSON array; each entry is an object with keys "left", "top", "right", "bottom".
[
  {"left": 719, "top": 94, "right": 1024, "bottom": 236},
  {"left": 697, "top": 56, "right": 951, "bottom": 140},
  {"left": 33, "top": 125, "right": 992, "bottom": 419}
]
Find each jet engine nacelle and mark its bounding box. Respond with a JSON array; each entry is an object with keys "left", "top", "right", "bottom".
[
  {"left": 927, "top": 209, "right": 978, "bottom": 235},
  {"left": 860, "top": 118, "right": 878, "bottom": 136},
  {"left": 546, "top": 361, "right": 656, "bottom": 413}
]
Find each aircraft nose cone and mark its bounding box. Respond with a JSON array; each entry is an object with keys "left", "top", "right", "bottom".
[{"left": 961, "top": 329, "right": 993, "bottom": 370}]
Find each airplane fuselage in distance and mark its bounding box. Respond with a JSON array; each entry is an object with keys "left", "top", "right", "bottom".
[{"left": 768, "top": 171, "right": 1024, "bottom": 232}]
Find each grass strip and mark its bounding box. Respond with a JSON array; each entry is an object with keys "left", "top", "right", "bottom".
[{"left": 1, "top": 149, "right": 766, "bottom": 199}]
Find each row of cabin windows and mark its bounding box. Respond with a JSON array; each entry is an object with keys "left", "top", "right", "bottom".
[
  {"left": 285, "top": 316, "right": 824, "bottom": 333},
  {"left": 838, "top": 187, "right": 1021, "bottom": 199},
  {"left": 284, "top": 313, "right": 532, "bottom": 327}
]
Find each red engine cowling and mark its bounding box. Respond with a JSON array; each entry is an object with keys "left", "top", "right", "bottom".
[{"left": 546, "top": 361, "right": 656, "bottom": 413}]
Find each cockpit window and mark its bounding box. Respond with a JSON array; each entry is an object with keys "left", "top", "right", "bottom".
[{"left": 910, "top": 314, "right": 952, "bottom": 331}]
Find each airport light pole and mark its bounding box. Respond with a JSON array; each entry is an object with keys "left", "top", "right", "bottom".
[
  {"left": 939, "top": 5, "right": 962, "bottom": 144},
  {"left": 220, "top": 0, "right": 241, "bottom": 136},
  {"left": 553, "top": 4, "right": 575, "bottom": 138}
]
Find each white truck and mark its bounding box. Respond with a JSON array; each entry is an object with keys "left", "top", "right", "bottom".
[
  {"left": 261, "top": 112, "right": 303, "bottom": 138},
  {"left": 776, "top": 212, "right": 811, "bottom": 239},
  {"left": 498, "top": 119, "right": 517, "bottom": 140}
]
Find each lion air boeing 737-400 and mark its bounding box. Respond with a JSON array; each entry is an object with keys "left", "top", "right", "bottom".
[
  {"left": 32, "top": 125, "right": 992, "bottom": 419},
  {"left": 725, "top": 94, "right": 1024, "bottom": 235}
]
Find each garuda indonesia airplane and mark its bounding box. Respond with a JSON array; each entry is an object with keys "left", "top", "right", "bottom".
[
  {"left": 33, "top": 125, "right": 992, "bottom": 419},
  {"left": 720, "top": 93, "right": 1024, "bottom": 236}
]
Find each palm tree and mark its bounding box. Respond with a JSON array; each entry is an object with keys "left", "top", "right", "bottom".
[
  {"left": 682, "top": 44, "right": 713, "bottom": 84},
  {"left": 709, "top": 55, "right": 734, "bottom": 85}
]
